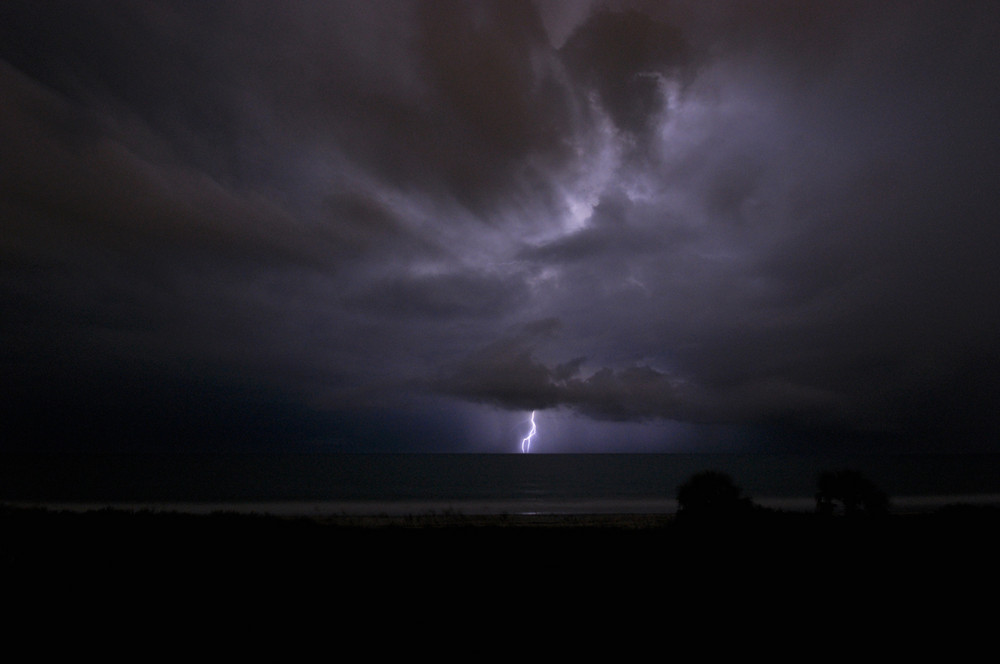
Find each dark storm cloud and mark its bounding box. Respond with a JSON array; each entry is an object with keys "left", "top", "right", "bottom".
[
  {"left": 560, "top": 8, "right": 689, "bottom": 138},
  {"left": 345, "top": 269, "right": 530, "bottom": 319},
  {"left": 438, "top": 316, "right": 848, "bottom": 428},
  {"left": 437, "top": 0, "right": 1000, "bottom": 447},
  {"left": 2, "top": 1, "right": 999, "bottom": 451}
]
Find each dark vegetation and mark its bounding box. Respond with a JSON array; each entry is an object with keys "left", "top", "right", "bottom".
[
  {"left": 675, "top": 470, "right": 756, "bottom": 519},
  {"left": 815, "top": 469, "right": 889, "bottom": 516}
]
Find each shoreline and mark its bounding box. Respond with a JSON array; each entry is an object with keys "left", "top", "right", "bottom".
[
  {"left": 5, "top": 498, "right": 1000, "bottom": 539},
  {"left": 6, "top": 492, "right": 1000, "bottom": 519},
  {"left": 6, "top": 500, "right": 1000, "bottom": 586},
  {"left": 6, "top": 498, "right": 999, "bottom": 628},
  {"left": 7, "top": 494, "right": 1000, "bottom": 525}
]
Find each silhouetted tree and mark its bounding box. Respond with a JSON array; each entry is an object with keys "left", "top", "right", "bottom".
[
  {"left": 676, "top": 471, "right": 754, "bottom": 520},
  {"left": 815, "top": 470, "right": 889, "bottom": 517}
]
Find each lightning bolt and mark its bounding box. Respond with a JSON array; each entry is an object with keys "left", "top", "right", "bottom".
[{"left": 520, "top": 410, "right": 537, "bottom": 453}]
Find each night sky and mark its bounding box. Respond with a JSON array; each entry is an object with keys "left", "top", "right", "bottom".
[{"left": 2, "top": 1, "right": 999, "bottom": 454}]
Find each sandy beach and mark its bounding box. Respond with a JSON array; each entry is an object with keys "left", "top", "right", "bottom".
[{"left": 5, "top": 500, "right": 999, "bottom": 561}]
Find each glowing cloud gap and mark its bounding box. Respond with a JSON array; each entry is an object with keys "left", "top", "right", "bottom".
[{"left": 520, "top": 410, "right": 537, "bottom": 453}]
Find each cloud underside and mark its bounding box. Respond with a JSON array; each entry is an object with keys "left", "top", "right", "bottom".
[
  {"left": 2, "top": 1, "right": 1000, "bottom": 449},
  {"left": 436, "top": 317, "right": 1000, "bottom": 445},
  {"left": 439, "top": 338, "right": 843, "bottom": 427}
]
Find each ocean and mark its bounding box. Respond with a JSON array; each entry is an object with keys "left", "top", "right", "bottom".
[{"left": 3, "top": 452, "right": 1000, "bottom": 516}]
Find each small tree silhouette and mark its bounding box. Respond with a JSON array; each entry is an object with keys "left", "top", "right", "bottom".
[
  {"left": 815, "top": 469, "right": 889, "bottom": 517},
  {"left": 676, "top": 471, "right": 754, "bottom": 520}
]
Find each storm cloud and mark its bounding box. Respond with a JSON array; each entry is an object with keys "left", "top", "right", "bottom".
[{"left": 2, "top": 1, "right": 999, "bottom": 452}]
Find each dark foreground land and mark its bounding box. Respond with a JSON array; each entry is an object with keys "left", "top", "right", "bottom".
[
  {"left": 1, "top": 505, "right": 991, "bottom": 659},
  {"left": 3, "top": 503, "right": 999, "bottom": 637},
  {"left": 4, "top": 503, "right": 999, "bottom": 578}
]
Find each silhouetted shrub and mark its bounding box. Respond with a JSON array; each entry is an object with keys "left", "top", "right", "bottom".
[
  {"left": 676, "top": 471, "right": 754, "bottom": 520},
  {"left": 815, "top": 469, "right": 889, "bottom": 517}
]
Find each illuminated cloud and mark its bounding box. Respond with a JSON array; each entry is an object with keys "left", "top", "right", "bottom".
[{"left": 2, "top": 1, "right": 999, "bottom": 451}]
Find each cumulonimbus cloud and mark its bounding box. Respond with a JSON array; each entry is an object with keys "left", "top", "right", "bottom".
[{"left": 2, "top": 1, "right": 1000, "bottom": 451}]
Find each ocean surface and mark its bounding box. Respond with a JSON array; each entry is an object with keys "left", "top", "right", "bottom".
[{"left": 3, "top": 452, "right": 1000, "bottom": 516}]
